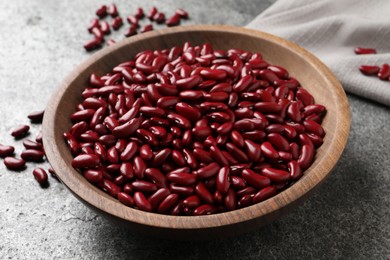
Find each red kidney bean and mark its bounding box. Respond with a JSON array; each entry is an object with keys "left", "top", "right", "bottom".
[
  {"left": 196, "top": 162, "right": 220, "bottom": 179},
  {"left": 100, "top": 179, "right": 120, "bottom": 198},
  {"left": 119, "top": 162, "right": 134, "bottom": 180},
  {"left": 124, "top": 25, "right": 137, "bottom": 37},
  {"left": 144, "top": 168, "right": 167, "bottom": 188},
  {"left": 112, "top": 118, "right": 141, "bottom": 138},
  {"left": 296, "top": 88, "right": 314, "bottom": 106},
  {"left": 267, "top": 133, "right": 289, "bottom": 152},
  {"left": 133, "top": 156, "right": 146, "bottom": 178},
  {"left": 175, "top": 102, "right": 201, "bottom": 121},
  {"left": 118, "top": 141, "right": 137, "bottom": 161},
  {"left": 118, "top": 192, "right": 134, "bottom": 207},
  {"left": 111, "top": 17, "right": 123, "bottom": 30},
  {"left": 108, "top": 3, "right": 118, "bottom": 17},
  {"left": 195, "top": 183, "right": 214, "bottom": 204},
  {"left": 153, "top": 12, "right": 166, "bottom": 23},
  {"left": 0, "top": 144, "right": 15, "bottom": 157},
  {"left": 11, "top": 125, "right": 30, "bottom": 138},
  {"left": 134, "top": 192, "right": 152, "bottom": 212},
  {"left": 147, "top": 6, "right": 158, "bottom": 19},
  {"left": 148, "top": 188, "right": 170, "bottom": 209},
  {"left": 259, "top": 69, "right": 279, "bottom": 83},
  {"left": 107, "top": 146, "right": 119, "bottom": 163},
  {"left": 193, "top": 204, "right": 217, "bottom": 215},
  {"left": 287, "top": 160, "right": 302, "bottom": 180},
  {"left": 378, "top": 64, "right": 390, "bottom": 80},
  {"left": 209, "top": 145, "right": 229, "bottom": 166},
  {"left": 260, "top": 142, "right": 279, "bottom": 159},
  {"left": 261, "top": 167, "right": 290, "bottom": 183},
  {"left": 298, "top": 144, "right": 315, "bottom": 170},
  {"left": 21, "top": 149, "right": 44, "bottom": 162},
  {"left": 72, "top": 154, "right": 100, "bottom": 168},
  {"left": 166, "top": 13, "right": 181, "bottom": 27},
  {"left": 244, "top": 140, "right": 262, "bottom": 162},
  {"left": 236, "top": 186, "right": 257, "bottom": 198},
  {"left": 233, "top": 75, "right": 252, "bottom": 93},
  {"left": 252, "top": 186, "right": 277, "bottom": 204},
  {"left": 242, "top": 169, "right": 271, "bottom": 189},
  {"left": 28, "top": 110, "right": 44, "bottom": 123},
  {"left": 183, "top": 195, "right": 201, "bottom": 208},
  {"left": 152, "top": 148, "right": 171, "bottom": 166},
  {"left": 354, "top": 47, "right": 376, "bottom": 55},
  {"left": 224, "top": 188, "right": 237, "bottom": 211},
  {"left": 303, "top": 119, "right": 325, "bottom": 137},
  {"left": 32, "top": 168, "right": 48, "bottom": 185},
  {"left": 157, "top": 194, "right": 179, "bottom": 213},
  {"left": 22, "top": 139, "right": 42, "bottom": 151},
  {"left": 167, "top": 171, "right": 197, "bottom": 186},
  {"left": 167, "top": 112, "right": 191, "bottom": 129},
  {"left": 131, "top": 180, "right": 158, "bottom": 193},
  {"left": 267, "top": 65, "right": 289, "bottom": 79},
  {"left": 4, "top": 157, "right": 26, "bottom": 171},
  {"left": 226, "top": 143, "right": 249, "bottom": 163},
  {"left": 96, "top": 5, "right": 107, "bottom": 18},
  {"left": 175, "top": 8, "right": 189, "bottom": 19},
  {"left": 83, "top": 169, "right": 103, "bottom": 183},
  {"left": 140, "top": 24, "right": 153, "bottom": 33},
  {"left": 359, "top": 65, "right": 380, "bottom": 76},
  {"left": 241, "top": 130, "right": 266, "bottom": 142},
  {"left": 216, "top": 166, "right": 230, "bottom": 193}
]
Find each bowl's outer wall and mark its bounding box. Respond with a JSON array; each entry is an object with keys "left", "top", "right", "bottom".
[{"left": 43, "top": 25, "right": 350, "bottom": 239}]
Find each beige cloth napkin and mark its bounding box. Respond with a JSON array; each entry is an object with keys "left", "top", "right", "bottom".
[{"left": 246, "top": 0, "right": 390, "bottom": 106}]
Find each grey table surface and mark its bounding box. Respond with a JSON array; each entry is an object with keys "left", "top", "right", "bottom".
[{"left": 0, "top": 0, "right": 389, "bottom": 259}]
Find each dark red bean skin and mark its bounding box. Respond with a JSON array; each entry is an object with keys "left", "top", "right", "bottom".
[
  {"left": 195, "top": 182, "right": 214, "bottom": 204},
  {"left": 83, "top": 170, "right": 103, "bottom": 183},
  {"left": 354, "top": 47, "right": 377, "bottom": 55},
  {"left": 260, "top": 142, "right": 279, "bottom": 159},
  {"left": 28, "top": 110, "right": 44, "bottom": 123},
  {"left": 134, "top": 192, "right": 152, "bottom": 212},
  {"left": 261, "top": 167, "right": 290, "bottom": 183},
  {"left": 4, "top": 157, "right": 26, "bottom": 171},
  {"left": 298, "top": 144, "right": 315, "bottom": 170},
  {"left": 359, "top": 65, "right": 380, "bottom": 75},
  {"left": 216, "top": 166, "right": 230, "bottom": 194},
  {"left": 133, "top": 156, "right": 146, "bottom": 179},
  {"left": 96, "top": 5, "right": 107, "bottom": 18},
  {"left": 11, "top": 125, "right": 30, "bottom": 138},
  {"left": 72, "top": 154, "right": 100, "bottom": 169},
  {"left": 131, "top": 180, "right": 158, "bottom": 193},
  {"left": 378, "top": 64, "right": 390, "bottom": 80},
  {"left": 242, "top": 169, "right": 271, "bottom": 189},
  {"left": 193, "top": 205, "right": 217, "bottom": 215},
  {"left": 118, "top": 192, "right": 134, "bottom": 207},
  {"left": 21, "top": 149, "right": 44, "bottom": 162},
  {"left": 175, "top": 8, "right": 189, "bottom": 19},
  {"left": 148, "top": 188, "right": 171, "bottom": 210},
  {"left": 0, "top": 144, "right": 15, "bottom": 158},
  {"left": 158, "top": 194, "right": 179, "bottom": 213},
  {"left": 32, "top": 168, "right": 48, "bottom": 185},
  {"left": 183, "top": 195, "right": 201, "bottom": 208},
  {"left": 252, "top": 186, "right": 277, "bottom": 204},
  {"left": 166, "top": 13, "right": 181, "bottom": 27},
  {"left": 145, "top": 168, "right": 168, "bottom": 188},
  {"left": 196, "top": 162, "right": 220, "bottom": 179}
]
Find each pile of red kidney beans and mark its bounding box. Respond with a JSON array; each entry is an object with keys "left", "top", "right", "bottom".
[
  {"left": 85, "top": 3, "right": 189, "bottom": 51},
  {"left": 356, "top": 47, "right": 390, "bottom": 80},
  {"left": 65, "top": 42, "right": 327, "bottom": 215}
]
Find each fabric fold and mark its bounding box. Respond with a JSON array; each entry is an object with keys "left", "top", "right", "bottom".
[{"left": 246, "top": 0, "right": 390, "bottom": 106}]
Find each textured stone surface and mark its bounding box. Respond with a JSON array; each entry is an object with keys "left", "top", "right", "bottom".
[{"left": 0, "top": 0, "right": 389, "bottom": 259}]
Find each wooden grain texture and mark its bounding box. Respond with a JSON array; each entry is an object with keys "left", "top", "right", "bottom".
[{"left": 42, "top": 25, "right": 350, "bottom": 240}]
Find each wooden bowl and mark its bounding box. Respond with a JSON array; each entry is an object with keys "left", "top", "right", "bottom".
[{"left": 43, "top": 25, "right": 350, "bottom": 240}]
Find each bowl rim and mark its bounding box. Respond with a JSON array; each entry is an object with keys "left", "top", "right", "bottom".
[{"left": 43, "top": 24, "right": 350, "bottom": 230}]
